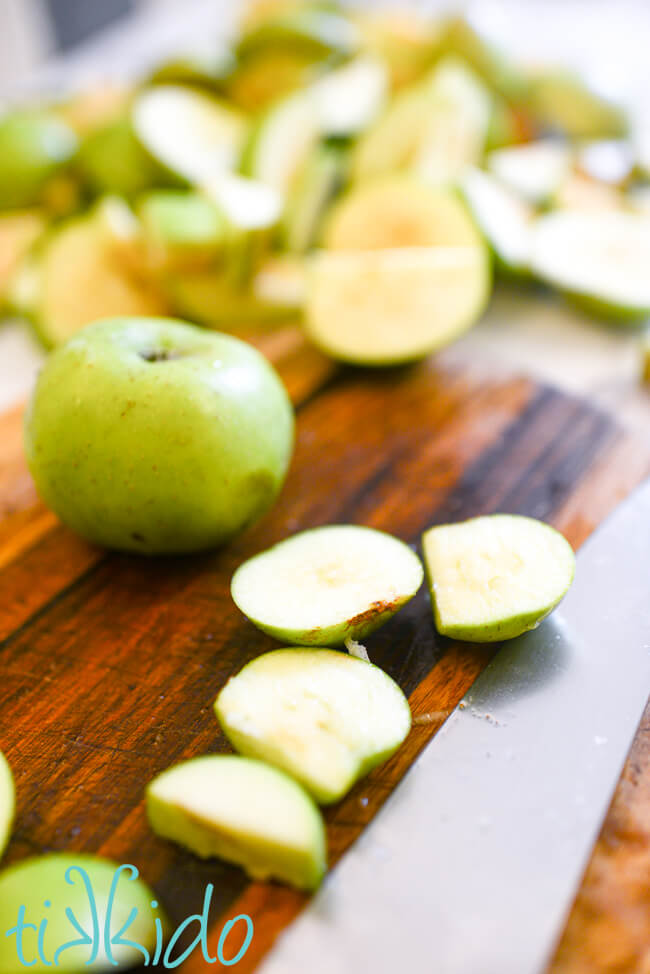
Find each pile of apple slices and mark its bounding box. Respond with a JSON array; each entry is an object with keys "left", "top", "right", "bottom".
[{"left": 147, "top": 515, "right": 574, "bottom": 891}]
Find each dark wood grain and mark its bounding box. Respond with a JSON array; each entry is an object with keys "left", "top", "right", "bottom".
[{"left": 1, "top": 335, "right": 649, "bottom": 972}]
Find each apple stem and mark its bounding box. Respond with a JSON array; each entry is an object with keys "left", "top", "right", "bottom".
[{"left": 344, "top": 637, "right": 370, "bottom": 662}]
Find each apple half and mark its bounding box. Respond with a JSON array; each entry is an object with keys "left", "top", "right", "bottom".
[
  {"left": 231, "top": 525, "right": 423, "bottom": 645},
  {"left": 422, "top": 514, "right": 575, "bottom": 642},
  {"left": 216, "top": 648, "right": 411, "bottom": 804},
  {"left": 530, "top": 209, "right": 650, "bottom": 320},
  {"left": 0, "top": 853, "right": 167, "bottom": 973},
  {"left": 305, "top": 246, "right": 490, "bottom": 366},
  {"left": 0, "top": 751, "right": 14, "bottom": 859},
  {"left": 147, "top": 755, "right": 326, "bottom": 891}
]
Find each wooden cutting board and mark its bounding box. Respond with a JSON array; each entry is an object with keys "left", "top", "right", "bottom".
[{"left": 1, "top": 324, "right": 649, "bottom": 972}]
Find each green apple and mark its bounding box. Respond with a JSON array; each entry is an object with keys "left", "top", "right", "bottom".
[
  {"left": 0, "top": 853, "right": 168, "bottom": 973},
  {"left": 530, "top": 209, "right": 650, "bottom": 320},
  {"left": 146, "top": 755, "right": 326, "bottom": 890},
  {"left": 215, "top": 648, "right": 411, "bottom": 803},
  {"left": 422, "top": 514, "right": 575, "bottom": 642},
  {"left": 0, "top": 751, "right": 14, "bottom": 859},
  {"left": 231, "top": 524, "right": 423, "bottom": 645},
  {"left": 24, "top": 317, "right": 294, "bottom": 554},
  {"left": 0, "top": 110, "right": 78, "bottom": 209}
]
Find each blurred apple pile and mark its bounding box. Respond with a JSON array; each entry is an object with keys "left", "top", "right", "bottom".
[{"left": 1, "top": 0, "right": 650, "bottom": 365}]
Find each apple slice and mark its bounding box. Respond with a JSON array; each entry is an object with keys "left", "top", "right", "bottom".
[
  {"left": 216, "top": 648, "right": 411, "bottom": 804},
  {"left": 309, "top": 55, "right": 387, "bottom": 137},
  {"left": 422, "top": 514, "right": 575, "bottom": 642},
  {"left": 0, "top": 853, "right": 167, "bottom": 972},
  {"left": 137, "top": 190, "right": 227, "bottom": 270},
  {"left": 132, "top": 85, "right": 246, "bottom": 184},
  {"left": 14, "top": 215, "right": 168, "bottom": 347},
  {"left": 241, "top": 90, "right": 320, "bottom": 198},
  {"left": 461, "top": 166, "right": 533, "bottom": 276},
  {"left": 305, "top": 246, "right": 489, "bottom": 366},
  {"left": 530, "top": 209, "right": 650, "bottom": 320},
  {"left": 0, "top": 210, "right": 45, "bottom": 307},
  {"left": 147, "top": 755, "right": 326, "bottom": 891},
  {"left": 231, "top": 525, "right": 423, "bottom": 645},
  {"left": 0, "top": 751, "right": 14, "bottom": 859},
  {"left": 487, "top": 139, "right": 572, "bottom": 205}
]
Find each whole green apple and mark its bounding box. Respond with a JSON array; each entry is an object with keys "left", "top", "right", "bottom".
[{"left": 24, "top": 317, "right": 294, "bottom": 554}]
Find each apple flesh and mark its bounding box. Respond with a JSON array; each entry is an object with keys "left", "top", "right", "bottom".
[
  {"left": 147, "top": 755, "right": 326, "bottom": 890},
  {"left": 0, "top": 751, "right": 14, "bottom": 859},
  {"left": 0, "top": 853, "right": 167, "bottom": 973},
  {"left": 231, "top": 524, "right": 423, "bottom": 645},
  {"left": 24, "top": 317, "right": 294, "bottom": 554},
  {"left": 422, "top": 514, "right": 575, "bottom": 642},
  {"left": 216, "top": 648, "right": 411, "bottom": 804}
]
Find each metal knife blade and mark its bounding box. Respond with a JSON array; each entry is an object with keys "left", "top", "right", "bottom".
[{"left": 260, "top": 479, "right": 650, "bottom": 974}]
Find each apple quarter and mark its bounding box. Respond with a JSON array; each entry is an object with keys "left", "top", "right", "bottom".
[
  {"left": 147, "top": 755, "right": 326, "bottom": 891},
  {"left": 422, "top": 514, "right": 575, "bottom": 642},
  {"left": 216, "top": 648, "right": 412, "bottom": 803},
  {"left": 231, "top": 524, "right": 424, "bottom": 645}
]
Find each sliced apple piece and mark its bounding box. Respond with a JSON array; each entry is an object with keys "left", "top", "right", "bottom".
[
  {"left": 422, "top": 514, "right": 575, "bottom": 643},
  {"left": 530, "top": 209, "right": 650, "bottom": 320},
  {"left": 309, "top": 55, "right": 387, "bottom": 136},
  {"left": 147, "top": 755, "right": 326, "bottom": 891},
  {"left": 216, "top": 648, "right": 411, "bottom": 804},
  {"left": 0, "top": 751, "right": 14, "bottom": 859},
  {"left": 305, "top": 246, "right": 489, "bottom": 365},
  {"left": 138, "top": 190, "right": 227, "bottom": 270},
  {"left": 322, "top": 175, "right": 484, "bottom": 251},
  {"left": 242, "top": 90, "right": 320, "bottom": 198},
  {"left": 413, "top": 57, "right": 493, "bottom": 187},
  {"left": 231, "top": 524, "right": 423, "bottom": 645},
  {"left": 0, "top": 210, "right": 45, "bottom": 308},
  {"left": 18, "top": 215, "right": 168, "bottom": 347},
  {"left": 0, "top": 852, "right": 167, "bottom": 972},
  {"left": 487, "top": 139, "right": 571, "bottom": 205},
  {"left": 132, "top": 85, "right": 246, "bottom": 184},
  {"left": 461, "top": 166, "right": 533, "bottom": 276}
]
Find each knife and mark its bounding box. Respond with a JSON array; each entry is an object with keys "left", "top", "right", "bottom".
[{"left": 259, "top": 478, "right": 650, "bottom": 974}]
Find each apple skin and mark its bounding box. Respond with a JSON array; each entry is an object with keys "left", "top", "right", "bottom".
[
  {"left": 24, "top": 317, "right": 294, "bottom": 554},
  {"left": 0, "top": 853, "right": 168, "bottom": 973},
  {"left": 0, "top": 751, "right": 14, "bottom": 859}
]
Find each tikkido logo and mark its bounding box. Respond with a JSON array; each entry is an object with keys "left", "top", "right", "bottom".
[{"left": 4, "top": 864, "right": 254, "bottom": 968}]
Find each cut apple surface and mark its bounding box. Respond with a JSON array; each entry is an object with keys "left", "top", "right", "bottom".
[
  {"left": 422, "top": 514, "right": 575, "bottom": 642},
  {"left": 216, "top": 648, "right": 411, "bottom": 804},
  {"left": 487, "top": 139, "right": 571, "bottom": 205},
  {"left": 147, "top": 755, "right": 326, "bottom": 890},
  {"left": 0, "top": 751, "right": 14, "bottom": 859},
  {"left": 323, "top": 175, "right": 484, "bottom": 250},
  {"left": 461, "top": 166, "right": 533, "bottom": 275},
  {"left": 242, "top": 91, "right": 320, "bottom": 197},
  {"left": 530, "top": 209, "right": 650, "bottom": 319},
  {"left": 231, "top": 525, "right": 423, "bottom": 645},
  {"left": 132, "top": 85, "right": 246, "bottom": 184},
  {"left": 305, "top": 246, "right": 489, "bottom": 365}
]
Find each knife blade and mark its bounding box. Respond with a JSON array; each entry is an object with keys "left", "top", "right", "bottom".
[{"left": 259, "top": 478, "right": 650, "bottom": 974}]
